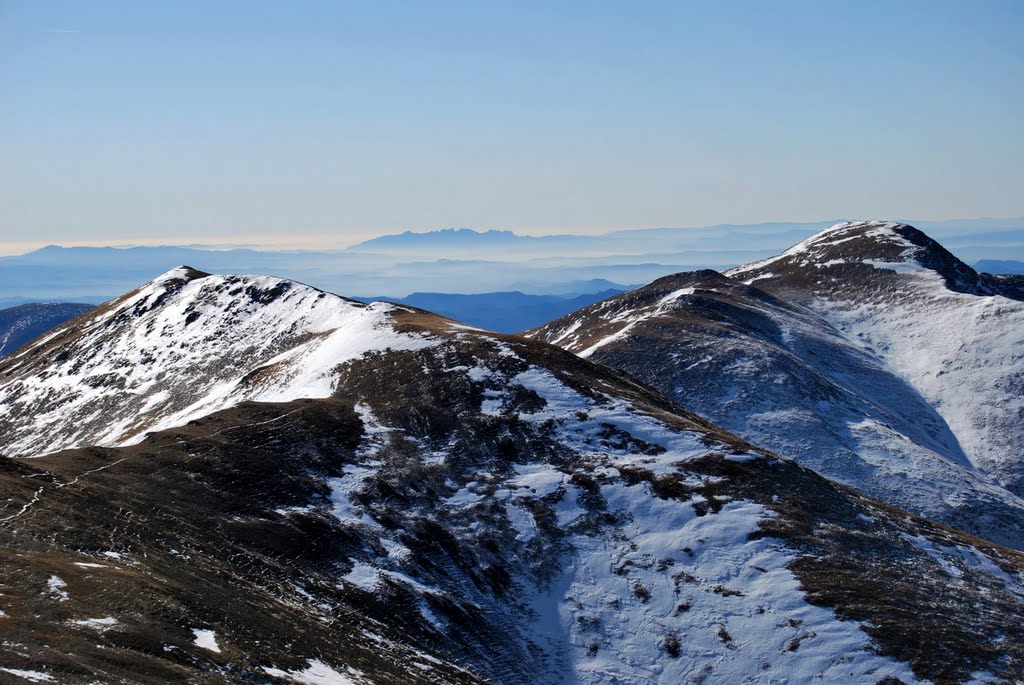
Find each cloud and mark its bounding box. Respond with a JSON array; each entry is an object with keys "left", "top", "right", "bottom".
[{"left": 42, "top": 28, "right": 81, "bottom": 34}]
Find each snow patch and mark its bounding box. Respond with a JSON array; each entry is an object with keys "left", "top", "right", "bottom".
[
  {"left": 263, "top": 659, "right": 364, "bottom": 685},
  {"left": 46, "top": 576, "right": 68, "bottom": 602},
  {"left": 192, "top": 628, "right": 222, "bottom": 653},
  {"left": 529, "top": 491, "right": 926, "bottom": 684},
  {"left": 0, "top": 669, "right": 55, "bottom": 683},
  {"left": 72, "top": 616, "right": 118, "bottom": 630},
  {"left": 343, "top": 562, "right": 381, "bottom": 591}
]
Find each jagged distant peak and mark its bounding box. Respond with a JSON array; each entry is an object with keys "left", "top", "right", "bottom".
[{"left": 351, "top": 227, "right": 529, "bottom": 249}]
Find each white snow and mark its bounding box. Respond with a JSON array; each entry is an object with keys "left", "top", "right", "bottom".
[
  {"left": 864, "top": 258, "right": 930, "bottom": 275},
  {"left": 445, "top": 487, "right": 486, "bottom": 507},
  {"left": 509, "top": 463, "right": 567, "bottom": 497},
  {"left": 263, "top": 659, "right": 364, "bottom": 685},
  {"left": 728, "top": 220, "right": 905, "bottom": 277},
  {"left": 504, "top": 501, "right": 536, "bottom": 540},
  {"left": 508, "top": 365, "right": 718, "bottom": 473},
  {"left": 0, "top": 669, "right": 55, "bottom": 683},
  {"left": 192, "top": 628, "right": 222, "bottom": 653},
  {"left": 72, "top": 616, "right": 118, "bottom": 630},
  {"left": 548, "top": 318, "right": 583, "bottom": 345},
  {"left": 0, "top": 269, "right": 439, "bottom": 457},
  {"left": 342, "top": 562, "right": 382, "bottom": 591},
  {"left": 577, "top": 288, "right": 696, "bottom": 358},
  {"left": 528, "top": 487, "right": 927, "bottom": 684},
  {"left": 46, "top": 576, "right": 68, "bottom": 602},
  {"left": 904, "top": 533, "right": 1024, "bottom": 599},
  {"left": 813, "top": 286, "right": 1024, "bottom": 477},
  {"left": 328, "top": 465, "right": 378, "bottom": 527}
]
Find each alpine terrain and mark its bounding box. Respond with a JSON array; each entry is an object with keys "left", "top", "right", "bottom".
[
  {"left": 0, "top": 303, "right": 94, "bottom": 357},
  {"left": 0, "top": 265, "right": 1022, "bottom": 684},
  {"left": 530, "top": 221, "right": 1024, "bottom": 551}
]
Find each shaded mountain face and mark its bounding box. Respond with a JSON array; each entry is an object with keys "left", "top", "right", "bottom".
[
  {"left": 0, "top": 303, "right": 94, "bottom": 357},
  {"left": 529, "top": 222, "right": 1024, "bottom": 551},
  {"left": 1, "top": 268, "right": 1022, "bottom": 684}
]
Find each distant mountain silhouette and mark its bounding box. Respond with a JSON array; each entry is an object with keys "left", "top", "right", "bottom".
[
  {"left": 976, "top": 259, "right": 1024, "bottom": 275},
  {"left": 357, "top": 289, "right": 625, "bottom": 333}
]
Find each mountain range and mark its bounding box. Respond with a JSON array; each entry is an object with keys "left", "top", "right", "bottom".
[
  {"left": 0, "top": 223, "right": 1023, "bottom": 683},
  {"left": 4, "top": 218, "right": 1023, "bottom": 307},
  {"left": 531, "top": 221, "right": 1024, "bottom": 550},
  {"left": 354, "top": 290, "right": 625, "bottom": 334}
]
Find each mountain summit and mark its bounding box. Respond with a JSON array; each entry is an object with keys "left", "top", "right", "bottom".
[
  {"left": 1, "top": 263, "right": 1023, "bottom": 683},
  {"left": 726, "top": 220, "right": 1024, "bottom": 493},
  {"left": 531, "top": 221, "right": 1024, "bottom": 550},
  {"left": 729, "top": 220, "right": 1019, "bottom": 297},
  {"left": 0, "top": 267, "right": 437, "bottom": 457}
]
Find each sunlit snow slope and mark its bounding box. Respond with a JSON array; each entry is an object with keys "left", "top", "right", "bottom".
[
  {"left": 531, "top": 222, "right": 1024, "bottom": 549},
  {"left": 4, "top": 315, "right": 1024, "bottom": 683},
  {"left": 728, "top": 221, "right": 1024, "bottom": 495},
  {"left": 0, "top": 267, "right": 436, "bottom": 457}
]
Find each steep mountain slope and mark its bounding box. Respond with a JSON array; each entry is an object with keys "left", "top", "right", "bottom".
[
  {"left": 529, "top": 223, "right": 1024, "bottom": 550},
  {"left": 727, "top": 221, "right": 1024, "bottom": 494},
  {"left": 0, "top": 303, "right": 94, "bottom": 356},
  {"left": 0, "top": 267, "right": 437, "bottom": 457},
  {"left": 1, "top": 267, "right": 1023, "bottom": 684}
]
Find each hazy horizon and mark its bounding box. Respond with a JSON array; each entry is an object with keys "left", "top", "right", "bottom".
[
  {"left": 3, "top": 1, "right": 1022, "bottom": 252},
  {"left": 3, "top": 214, "right": 1024, "bottom": 258}
]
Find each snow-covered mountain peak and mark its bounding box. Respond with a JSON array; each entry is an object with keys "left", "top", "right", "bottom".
[
  {"left": 532, "top": 222, "right": 1024, "bottom": 546},
  {"left": 0, "top": 269, "right": 438, "bottom": 457},
  {"left": 153, "top": 264, "right": 207, "bottom": 285},
  {"left": 121, "top": 264, "right": 211, "bottom": 308},
  {"left": 727, "top": 220, "right": 994, "bottom": 296},
  {"left": 3, "top": 264, "right": 1024, "bottom": 682},
  {"left": 3, "top": 294, "right": 1023, "bottom": 683}
]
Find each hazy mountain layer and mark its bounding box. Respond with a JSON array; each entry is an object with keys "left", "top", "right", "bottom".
[
  {"left": 0, "top": 303, "right": 94, "bottom": 357},
  {"left": 356, "top": 290, "right": 625, "bottom": 333}
]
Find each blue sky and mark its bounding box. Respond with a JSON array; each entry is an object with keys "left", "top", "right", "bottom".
[{"left": 1, "top": 0, "right": 1022, "bottom": 253}]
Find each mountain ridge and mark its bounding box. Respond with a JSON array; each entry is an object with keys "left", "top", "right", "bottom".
[
  {"left": 530, "top": 221, "right": 1024, "bottom": 549},
  {"left": 2, "top": 254, "right": 1024, "bottom": 683}
]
